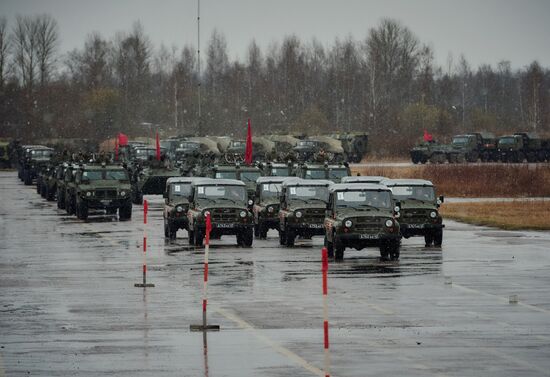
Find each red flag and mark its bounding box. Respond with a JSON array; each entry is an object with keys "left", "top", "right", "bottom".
[
  {"left": 244, "top": 118, "right": 253, "bottom": 165},
  {"left": 115, "top": 138, "right": 119, "bottom": 161},
  {"left": 423, "top": 129, "right": 433, "bottom": 142},
  {"left": 205, "top": 212, "right": 212, "bottom": 243},
  {"left": 155, "top": 132, "right": 161, "bottom": 161},
  {"left": 118, "top": 133, "right": 128, "bottom": 146}
]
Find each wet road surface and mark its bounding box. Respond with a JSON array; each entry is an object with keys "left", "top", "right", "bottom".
[{"left": 1, "top": 170, "right": 550, "bottom": 376}]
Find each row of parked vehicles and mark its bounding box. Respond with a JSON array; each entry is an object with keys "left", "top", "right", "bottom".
[
  {"left": 410, "top": 132, "right": 550, "bottom": 164},
  {"left": 17, "top": 143, "right": 445, "bottom": 261},
  {"left": 163, "top": 175, "right": 445, "bottom": 261}
]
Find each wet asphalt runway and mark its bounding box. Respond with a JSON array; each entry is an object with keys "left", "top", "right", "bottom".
[{"left": 1, "top": 170, "right": 550, "bottom": 377}]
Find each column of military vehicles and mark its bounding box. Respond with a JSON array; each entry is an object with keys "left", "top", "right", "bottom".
[
  {"left": 410, "top": 131, "right": 550, "bottom": 164},
  {"left": 14, "top": 132, "right": 448, "bottom": 262}
]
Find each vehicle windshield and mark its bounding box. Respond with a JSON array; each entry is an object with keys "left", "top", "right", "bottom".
[
  {"left": 304, "top": 169, "right": 326, "bottom": 179},
  {"left": 170, "top": 183, "right": 192, "bottom": 197},
  {"left": 499, "top": 137, "right": 516, "bottom": 146},
  {"left": 452, "top": 136, "right": 470, "bottom": 145},
  {"left": 260, "top": 183, "right": 282, "bottom": 199},
  {"left": 82, "top": 170, "right": 129, "bottom": 181},
  {"left": 179, "top": 142, "right": 199, "bottom": 150},
  {"left": 298, "top": 141, "right": 315, "bottom": 147},
  {"left": 329, "top": 168, "right": 348, "bottom": 179},
  {"left": 215, "top": 171, "right": 237, "bottom": 179},
  {"left": 231, "top": 141, "right": 245, "bottom": 148},
  {"left": 287, "top": 185, "right": 329, "bottom": 202},
  {"left": 196, "top": 185, "right": 246, "bottom": 203},
  {"left": 135, "top": 149, "right": 157, "bottom": 160},
  {"left": 240, "top": 171, "right": 261, "bottom": 182},
  {"left": 30, "top": 149, "right": 53, "bottom": 159},
  {"left": 390, "top": 185, "right": 435, "bottom": 201},
  {"left": 335, "top": 190, "right": 392, "bottom": 209},
  {"left": 270, "top": 167, "right": 290, "bottom": 176}
]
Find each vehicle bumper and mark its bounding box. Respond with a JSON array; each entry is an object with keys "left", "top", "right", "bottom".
[
  {"left": 337, "top": 232, "right": 401, "bottom": 247},
  {"left": 257, "top": 217, "right": 279, "bottom": 230},
  {"left": 168, "top": 216, "right": 189, "bottom": 230},
  {"left": 198, "top": 223, "right": 253, "bottom": 235},
  {"left": 285, "top": 223, "right": 325, "bottom": 236},
  {"left": 84, "top": 198, "right": 130, "bottom": 209}
]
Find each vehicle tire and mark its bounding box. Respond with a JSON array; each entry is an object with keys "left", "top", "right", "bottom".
[
  {"left": 324, "top": 235, "right": 334, "bottom": 258},
  {"left": 40, "top": 183, "right": 47, "bottom": 198},
  {"left": 66, "top": 196, "right": 75, "bottom": 215},
  {"left": 36, "top": 180, "right": 41, "bottom": 194},
  {"left": 24, "top": 171, "right": 32, "bottom": 185},
  {"left": 164, "top": 220, "right": 170, "bottom": 238},
  {"left": 433, "top": 229, "right": 443, "bottom": 247},
  {"left": 285, "top": 229, "right": 295, "bottom": 247},
  {"left": 254, "top": 224, "right": 259, "bottom": 238},
  {"left": 278, "top": 229, "right": 286, "bottom": 246},
  {"left": 57, "top": 190, "right": 65, "bottom": 209},
  {"left": 188, "top": 228, "right": 195, "bottom": 245},
  {"left": 194, "top": 226, "right": 203, "bottom": 247},
  {"left": 334, "top": 234, "right": 344, "bottom": 261},
  {"left": 79, "top": 201, "right": 88, "bottom": 220},
  {"left": 242, "top": 229, "right": 253, "bottom": 247},
  {"left": 424, "top": 232, "right": 434, "bottom": 247},
  {"left": 119, "top": 202, "right": 132, "bottom": 220},
  {"left": 259, "top": 223, "right": 268, "bottom": 239}
]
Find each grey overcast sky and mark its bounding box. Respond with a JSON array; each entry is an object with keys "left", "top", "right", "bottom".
[{"left": 1, "top": 0, "right": 549, "bottom": 69}]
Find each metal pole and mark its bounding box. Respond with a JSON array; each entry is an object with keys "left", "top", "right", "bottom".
[
  {"left": 322, "top": 247, "right": 330, "bottom": 377},
  {"left": 197, "top": 0, "right": 202, "bottom": 136}
]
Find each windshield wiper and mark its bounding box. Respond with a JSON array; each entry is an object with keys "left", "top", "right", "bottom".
[
  {"left": 218, "top": 197, "right": 241, "bottom": 205},
  {"left": 358, "top": 204, "right": 379, "bottom": 210}
]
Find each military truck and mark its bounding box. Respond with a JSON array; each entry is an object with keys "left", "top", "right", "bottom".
[
  {"left": 265, "top": 134, "right": 300, "bottom": 161},
  {"left": 410, "top": 141, "right": 449, "bottom": 164},
  {"left": 293, "top": 136, "right": 345, "bottom": 163},
  {"left": 163, "top": 177, "right": 196, "bottom": 239},
  {"left": 382, "top": 179, "right": 444, "bottom": 247},
  {"left": 20, "top": 146, "right": 54, "bottom": 185},
  {"left": 329, "top": 132, "right": 369, "bottom": 163},
  {"left": 127, "top": 147, "right": 180, "bottom": 204},
  {"left": 324, "top": 183, "right": 401, "bottom": 261},
  {"left": 186, "top": 178, "right": 254, "bottom": 247},
  {"left": 446, "top": 133, "right": 497, "bottom": 163},
  {"left": 253, "top": 176, "right": 286, "bottom": 238},
  {"left": 341, "top": 176, "right": 388, "bottom": 184},
  {"left": 497, "top": 132, "right": 546, "bottom": 163},
  {"left": 70, "top": 163, "right": 132, "bottom": 220},
  {"left": 259, "top": 161, "right": 295, "bottom": 177},
  {"left": 295, "top": 162, "right": 350, "bottom": 183},
  {"left": 278, "top": 178, "right": 332, "bottom": 247}
]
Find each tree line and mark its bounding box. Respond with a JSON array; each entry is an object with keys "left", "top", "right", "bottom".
[{"left": 0, "top": 15, "right": 548, "bottom": 155}]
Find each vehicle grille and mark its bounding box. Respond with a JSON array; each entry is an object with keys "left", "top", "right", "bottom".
[
  {"left": 211, "top": 208, "right": 239, "bottom": 223},
  {"left": 95, "top": 189, "right": 118, "bottom": 200},
  {"left": 303, "top": 208, "right": 325, "bottom": 223},
  {"left": 353, "top": 216, "right": 383, "bottom": 232},
  {"left": 402, "top": 209, "right": 429, "bottom": 223}
]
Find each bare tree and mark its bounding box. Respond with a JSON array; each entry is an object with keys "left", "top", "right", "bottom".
[
  {"left": 0, "top": 17, "right": 9, "bottom": 88},
  {"left": 11, "top": 15, "right": 39, "bottom": 89},
  {"left": 35, "top": 14, "right": 58, "bottom": 86}
]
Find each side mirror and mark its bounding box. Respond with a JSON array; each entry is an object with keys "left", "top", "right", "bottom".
[
  {"left": 163, "top": 192, "right": 168, "bottom": 199},
  {"left": 439, "top": 195, "right": 444, "bottom": 203}
]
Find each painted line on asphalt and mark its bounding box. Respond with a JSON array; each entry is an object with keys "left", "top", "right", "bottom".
[
  {"left": 367, "top": 303, "right": 394, "bottom": 315},
  {"left": 452, "top": 283, "right": 550, "bottom": 315},
  {"left": 214, "top": 306, "right": 327, "bottom": 377}
]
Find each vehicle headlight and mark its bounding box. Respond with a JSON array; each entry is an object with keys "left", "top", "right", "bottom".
[
  {"left": 385, "top": 219, "right": 394, "bottom": 227},
  {"left": 86, "top": 191, "right": 92, "bottom": 197},
  {"left": 267, "top": 206, "right": 274, "bottom": 213},
  {"left": 120, "top": 190, "right": 126, "bottom": 197},
  {"left": 176, "top": 205, "right": 184, "bottom": 213},
  {"left": 248, "top": 199, "right": 253, "bottom": 206},
  {"left": 394, "top": 206, "right": 400, "bottom": 212},
  {"left": 430, "top": 211, "right": 437, "bottom": 218},
  {"left": 344, "top": 219, "right": 353, "bottom": 228},
  {"left": 295, "top": 211, "right": 303, "bottom": 218},
  {"left": 436, "top": 199, "right": 442, "bottom": 205},
  {"left": 240, "top": 210, "right": 247, "bottom": 218}
]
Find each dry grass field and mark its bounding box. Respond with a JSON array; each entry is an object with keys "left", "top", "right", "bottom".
[
  {"left": 351, "top": 164, "right": 550, "bottom": 197},
  {"left": 440, "top": 201, "right": 550, "bottom": 230}
]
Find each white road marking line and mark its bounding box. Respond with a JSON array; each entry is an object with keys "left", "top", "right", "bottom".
[{"left": 214, "top": 306, "right": 328, "bottom": 377}]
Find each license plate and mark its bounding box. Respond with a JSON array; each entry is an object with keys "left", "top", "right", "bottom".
[
  {"left": 100, "top": 200, "right": 111, "bottom": 205},
  {"left": 216, "top": 223, "right": 234, "bottom": 228},
  {"left": 360, "top": 234, "right": 379, "bottom": 239},
  {"left": 408, "top": 224, "right": 425, "bottom": 229},
  {"left": 309, "top": 224, "right": 324, "bottom": 228}
]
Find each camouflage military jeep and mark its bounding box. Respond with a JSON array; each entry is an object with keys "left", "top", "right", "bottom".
[
  {"left": 382, "top": 179, "right": 444, "bottom": 247},
  {"left": 163, "top": 177, "right": 196, "bottom": 239},
  {"left": 324, "top": 183, "right": 401, "bottom": 261},
  {"left": 253, "top": 176, "right": 286, "bottom": 238}
]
